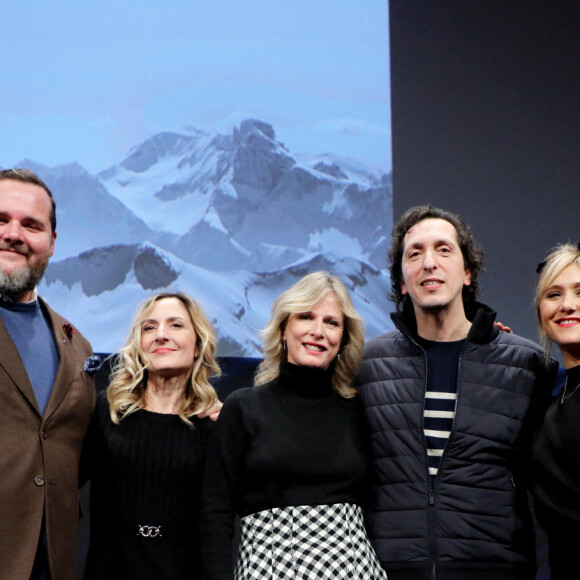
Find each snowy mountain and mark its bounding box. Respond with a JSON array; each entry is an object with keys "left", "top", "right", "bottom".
[
  {"left": 30, "top": 118, "right": 393, "bottom": 355},
  {"left": 18, "top": 160, "right": 154, "bottom": 260},
  {"left": 41, "top": 243, "right": 391, "bottom": 356},
  {"left": 98, "top": 119, "right": 392, "bottom": 271}
]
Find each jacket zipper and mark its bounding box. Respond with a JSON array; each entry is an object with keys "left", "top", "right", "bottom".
[
  {"left": 396, "top": 311, "right": 483, "bottom": 580},
  {"left": 416, "top": 342, "right": 438, "bottom": 580},
  {"left": 435, "top": 349, "right": 463, "bottom": 475},
  {"left": 416, "top": 336, "right": 469, "bottom": 580}
]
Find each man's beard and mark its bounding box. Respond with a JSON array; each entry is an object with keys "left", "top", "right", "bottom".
[{"left": 0, "top": 259, "right": 49, "bottom": 298}]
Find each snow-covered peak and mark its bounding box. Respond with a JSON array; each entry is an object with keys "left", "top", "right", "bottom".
[
  {"left": 237, "top": 118, "right": 277, "bottom": 141},
  {"left": 25, "top": 117, "right": 393, "bottom": 353},
  {"left": 119, "top": 131, "right": 207, "bottom": 174}
]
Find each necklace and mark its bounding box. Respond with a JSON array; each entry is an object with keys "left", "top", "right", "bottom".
[{"left": 560, "top": 375, "right": 580, "bottom": 404}]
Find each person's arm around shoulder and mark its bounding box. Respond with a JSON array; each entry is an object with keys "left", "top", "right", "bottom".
[{"left": 199, "top": 400, "right": 223, "bottom": 421}]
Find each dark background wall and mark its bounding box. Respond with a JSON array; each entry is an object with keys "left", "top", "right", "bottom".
[{"left": 389, "top": 0, "right": 579, "bottom": 352}]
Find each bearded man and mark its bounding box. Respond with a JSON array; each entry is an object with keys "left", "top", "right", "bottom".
[{"left": 0, "top": 169, "right": 95, "bottom": 580}]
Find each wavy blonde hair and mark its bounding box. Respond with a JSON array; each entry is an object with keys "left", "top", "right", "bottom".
[
  {"left": 108, "top": 292, "right": 221, "bottom": 426},
  {"left": 254, "top": 271, "right": 365, "bottom": 398},
  {"left": 535, "top": 243, "right": 580, "bottom": 359}
]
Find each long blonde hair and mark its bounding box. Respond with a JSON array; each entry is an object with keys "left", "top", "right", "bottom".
[
  {"left": 535, "top": 243, "right": 580, "bottom": 359},
  {"left": 254, "top": 272, "right": 365, "bottom": 398},
  {"left": 108, "top": 292, "right": 221, "bottom": 425}
]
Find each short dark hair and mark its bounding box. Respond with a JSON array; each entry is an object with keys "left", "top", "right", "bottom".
[
  {"left": 0, "top": 168, "right": 57, "bottom": 233},
  {"left": 388, "top": 205, "right": 484, "bottom": 309}
]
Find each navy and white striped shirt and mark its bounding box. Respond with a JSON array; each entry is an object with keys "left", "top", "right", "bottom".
[{"left": 417, "top": 337, "right": 465, "bottom": 482}]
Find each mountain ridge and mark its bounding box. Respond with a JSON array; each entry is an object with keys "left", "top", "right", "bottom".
[{"left": 26, "top": 118, "right": 393, "bottom": 354}]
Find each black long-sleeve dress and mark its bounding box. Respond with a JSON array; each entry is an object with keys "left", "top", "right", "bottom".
[
  {"left": 531, "top": 364, "right": 580, "bottom": 579},
  {"left": 84, "top": 389, "right": 212, "bottom": 579}
]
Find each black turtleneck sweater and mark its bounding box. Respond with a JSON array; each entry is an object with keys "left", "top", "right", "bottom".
[{"left": 201, "top": 361, "right": 372, "bottom": 579}]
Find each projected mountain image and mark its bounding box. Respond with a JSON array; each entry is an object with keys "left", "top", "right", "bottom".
[{"left": 25, "top": 119, "right": 392, "bottom": 355}]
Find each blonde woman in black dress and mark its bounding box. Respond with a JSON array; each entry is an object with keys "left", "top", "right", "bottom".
[
  {"left": 531, "top": 243, "right": 580, "bottom": 580},
  {"left": 84, "top": 292, "right": 220, "bottom": 579}
]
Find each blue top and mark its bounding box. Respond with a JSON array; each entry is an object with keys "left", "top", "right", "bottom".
[{"left": 0, "top": 299, "right": 59, "bottom": 415}]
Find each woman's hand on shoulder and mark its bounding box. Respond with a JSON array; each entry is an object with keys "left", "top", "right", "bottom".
[
  {"left": 199, "top": 400, "right": 223, "bottom": 421},
  {"left": 494, "top": 321, "right": 513, "bottom": 333}
]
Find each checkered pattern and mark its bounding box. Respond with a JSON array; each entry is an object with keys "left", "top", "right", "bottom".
[{"left": 235, "top": 503, "right": 388, "bottom": 579}]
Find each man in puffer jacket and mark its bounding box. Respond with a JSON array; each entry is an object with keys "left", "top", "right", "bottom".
[{"left": 356, "top": 205, "right": 555, "bottom": 580}]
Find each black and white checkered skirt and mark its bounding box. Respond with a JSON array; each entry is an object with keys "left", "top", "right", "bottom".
[{"left": 235, "top": 503, "right": 388, "bottom": 579}]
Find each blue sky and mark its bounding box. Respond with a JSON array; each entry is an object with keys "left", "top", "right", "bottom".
[{"left": 1, "top": 0, "right": 391, "bottom": 174}]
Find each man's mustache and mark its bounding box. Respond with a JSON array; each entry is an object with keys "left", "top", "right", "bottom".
[{"left": 0, "top": 241, "right": 29, "bottom": 256}]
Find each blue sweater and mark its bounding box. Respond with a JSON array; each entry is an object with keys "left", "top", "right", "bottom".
[{"left": 0, "top": 299, "right": 59, "bottom": 415}]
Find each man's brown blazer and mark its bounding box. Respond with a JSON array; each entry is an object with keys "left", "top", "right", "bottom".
[{"left": 0, "top": 298, "right": 95, "bottom": 580}]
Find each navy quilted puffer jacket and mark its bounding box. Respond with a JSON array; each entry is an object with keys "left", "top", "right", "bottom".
[{"left": 356, "top": 302, "right": 554, "bottom": 580}]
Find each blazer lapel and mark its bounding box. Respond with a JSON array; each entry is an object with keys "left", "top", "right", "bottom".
[
  {"left": 0, "top": 315, "right": 40, "bottom": 415},
  {"left": 41, "top": 300, "right": 79, "bottom": 421}
]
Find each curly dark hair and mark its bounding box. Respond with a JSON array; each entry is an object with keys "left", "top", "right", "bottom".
[{"left": 388, "top": 205, "right": 484, "bottom": 310}]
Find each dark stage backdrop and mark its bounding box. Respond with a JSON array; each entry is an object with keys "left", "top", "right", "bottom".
[{"left": 389, "top": 0, "right": 580, "bottom": 357}]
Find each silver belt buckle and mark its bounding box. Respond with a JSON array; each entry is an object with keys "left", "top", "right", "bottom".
[{"left": 136, "top": 525, "right": 162, "bottom": 538}]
